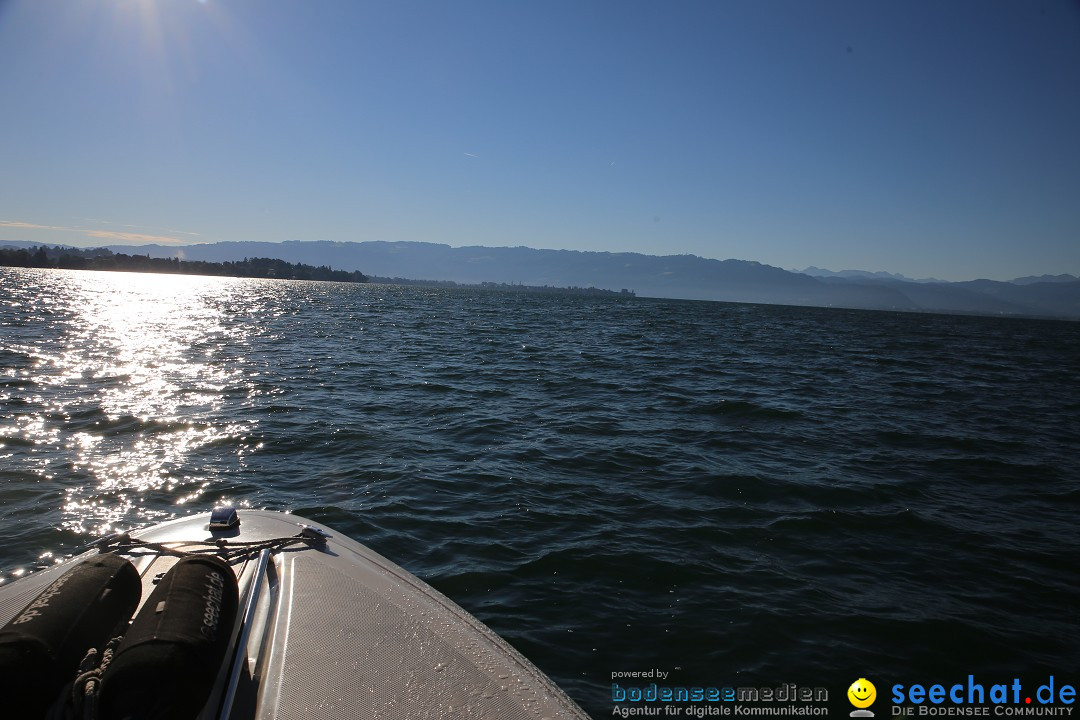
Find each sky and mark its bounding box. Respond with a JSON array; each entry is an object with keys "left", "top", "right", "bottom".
[{"left": 1, "top": 0, "right": 1078, "bottom": 282}]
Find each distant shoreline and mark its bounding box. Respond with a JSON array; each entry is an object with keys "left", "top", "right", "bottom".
[
  {"left": 0, "top": 245, "right": 634, "bottom": 297},
  {"left": 0, "top": 245, "right": 369, "bottom": 284},
  {"left": 367, "top": 276, "right": 635, "bottom": 297}
]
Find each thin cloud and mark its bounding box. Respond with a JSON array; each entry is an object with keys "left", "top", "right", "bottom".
[
  {"left": 0, "top": 220, "right": 69, "bottom": 231},
  {"left": 81, "top": 218, "right": 203, "bottom": 238},
  {"left": 463, "top": 152, "right": 479, "bottom": 158},
  {"left": 0, "top": 219, "right": 199, "bottom": 246},
  {"left": 86, "top": 230, "right": 190, "bottom": 245}
]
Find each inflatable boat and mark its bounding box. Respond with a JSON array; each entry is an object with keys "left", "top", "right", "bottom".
[{"left": 0, "top": 508, "right": 589, "bottom": 719}]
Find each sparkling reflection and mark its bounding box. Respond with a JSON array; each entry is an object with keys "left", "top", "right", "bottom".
[{"left": 2, "top": 269, "right": 257, "bottom": 539}]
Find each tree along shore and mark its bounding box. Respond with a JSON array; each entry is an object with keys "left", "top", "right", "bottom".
[{"left": 0, "top": 246, "right": 368, "bottom": 283}]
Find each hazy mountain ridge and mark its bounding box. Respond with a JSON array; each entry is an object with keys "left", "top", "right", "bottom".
[
  {"left": 1011, "top": 274, "right": 1080, "bottom": 285},
  {"left": 3, "top": 240, "right": 1077, "bottom": 319},
  {"left": 799, "top": 266, "right": 945, "bottom": 284}
]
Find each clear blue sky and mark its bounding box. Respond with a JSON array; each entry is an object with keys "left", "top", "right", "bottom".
[{"left": 1, "top": 0, "right": 1078, "bottom": 281}]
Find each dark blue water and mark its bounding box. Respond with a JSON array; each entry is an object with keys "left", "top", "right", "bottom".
[{"left": 2, "top": 267, "right": 1078, "bottom": 716}]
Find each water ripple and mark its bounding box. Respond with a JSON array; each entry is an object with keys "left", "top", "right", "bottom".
[{"left": 2, "top": 268, "right": 1079, "bottom": 715}]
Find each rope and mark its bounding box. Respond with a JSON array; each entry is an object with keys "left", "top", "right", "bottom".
[
  {"left": 73, "top": 635, "right": 121, "bottom": 720},
  {"left": 92, "top": 528, "right": 328, "bottom": 564},
  {"left": 42, "top": 633, "right": 125, "bottom": 720}
]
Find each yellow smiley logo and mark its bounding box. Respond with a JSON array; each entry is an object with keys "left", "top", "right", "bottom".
[{"left": 848, "top": 678, "right": 876, "bottom": 709}]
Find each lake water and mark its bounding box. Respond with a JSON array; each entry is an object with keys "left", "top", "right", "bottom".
[{"left": 2, "top": 267, "right": 1078, "bottom": 717}]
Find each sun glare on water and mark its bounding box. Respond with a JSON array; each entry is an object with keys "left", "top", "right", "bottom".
[{"left": 16, "top": 270, "right": 257, "bottom": 537}]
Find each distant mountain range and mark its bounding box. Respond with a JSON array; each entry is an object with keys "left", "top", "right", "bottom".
[
  {"left": 798, "top": 266, "right": 946, "bottom": 284},
  {"left": 3, "top": 239, "right": 1078, "bottom": 319}
]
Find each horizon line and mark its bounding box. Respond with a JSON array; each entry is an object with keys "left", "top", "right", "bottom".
[{"left": 2, "top": 236, "right": 1075, "bottom": 285}]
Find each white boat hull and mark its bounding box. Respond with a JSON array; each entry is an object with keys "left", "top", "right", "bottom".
[{"left": 0, "top": 510, "right": 588, "bottom": 719}]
